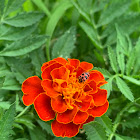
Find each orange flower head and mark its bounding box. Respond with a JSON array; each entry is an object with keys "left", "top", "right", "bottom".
[{"left": 21, "top": 57, "right": 109, "bottom": 137}]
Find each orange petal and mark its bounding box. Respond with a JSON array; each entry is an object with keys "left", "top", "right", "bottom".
[
  {"left": 92, "top": 89, "right": 107, "bottom": 106},
  {"left": 75, "top": 101, "right": 90, "bottom": 112},
  {"left": 80, "top": 62, "right": 93, "bottom": 71},
  {"left": 34, "top": 93, "right": 55, "bottom": 121},
  {"left": 98, "top": 80, "right": 108, "bottom": 87},
  {"left": 51, "top": 120, "right": 80, "bottom": 137},
  {"left": 42, "top": 62, "right": 63, "bottom": 80},
  {"left": 51, "top": 66, "right": 69, "bottom": 80},
  {"left": 22, "top": 76, "right": 44, "bottom": 106},
  {"left": 56, "top": 107, "right": 77, "bottom": 124},
  {"left": 88, "top": 101, "right": 109, "bottom": 117},
  {"left": 73, "top": 111, "right": 88, "bottom": 124},
  {"left": 80, "top": 115, "right": 94, "bottom": 129},
  {"left": 88, "top": 80, "right": 98, "bottom": 94},
  {"left": 68, "top": 58, "right": 80, "bottom": 69},
  {"left": 76, "top": 66, "right": 85, "bottom": 77},
  {"left": 41, "top": 60, "right": 56, "bottom": 72},
  {"left": 53, "top": 57, "right": 68, "bottom": 65},
  {"left": 51, "top": 95, "right": 67, "bottom": 113},
  {"left": 84, "top": 84, "right": 93, "bottom": 92},
  {"left": 42, "top": 79, "right": 60, "bottom": 98},
  {"left": 66, "top": 64, "right": 75, "bottom": 74}
]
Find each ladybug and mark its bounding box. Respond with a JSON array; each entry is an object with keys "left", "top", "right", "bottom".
[{"left": 78, "top": 72, "right": 90, "bottom": 83}]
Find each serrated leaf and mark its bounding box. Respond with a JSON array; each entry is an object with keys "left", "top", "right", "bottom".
[
  {"left": 116, "top": 76, "right": 134, "bottom": 102},
  {"left": 122, "top": 75, "right": 140, "bottom": 86},
  {"left": 93, "top": 67, "right": 112, "bottom": 78},
  {"left": 30, "top": 48, "right": 46, "bottom": 76},
  {"left": 115, "top": 134, "right": 139, "bottom": 140},
  {"left": 83, "top": 121, "right": 107, "bottom": 140},
  {"left": 0, "top": 103, "right": 16, "bottom": 140},
  {"left": 108, "top": 46, "right": 118, "bottom": 73},
  {"left": 79, "top": 21, "right": 101, "bottom": 50},
  {"left": 5, "top": 57, "right": 34, "bottom": 84},
  {"left": 2, "top": 12, "right": 44, "bottom": 27},
  {"left": 95, "top": 115, "right": 113, "bottom": 134},
  {"left": 0, "top": 24, "right": 37, "bottom": 41},
  {"left": 0, "top": 35, "right": 47, "bottom": 56},
  {"left": 37, "top": 120, "right": 54, "bottom": 136},
  {"left": 52, "top": 27, "right": 76, "bottom": 59},
  {"left": 4, "top": 0, "right": 26, "bottom": 17},
  {"left": 98, "top": 0, "right": 131, "bottom": 26},
  {"left": 116, "top": 26, "right": 125, "bottom": 74},
  {"left": 0, "top": 101, "right": 10, "bottom": 109}
]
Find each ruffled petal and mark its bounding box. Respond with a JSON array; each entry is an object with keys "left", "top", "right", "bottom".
[
  {"left": 92, "top": 89, "right": 107, "bottom": 106},
  {"left": 76, "top": 66, "right": 85, "bottom": 77},
  {"left": 80, "top": 62, "right": 93, "bottom": 71},
  {"left": 57, "top": 107, "right": 77, "bottom": 124},
  {"left": 34, "top": 93, "right": 55, "bottom": 121},
  {"left": 42, "top": 62, "right": 63, "bottom": 80},
  {"left": 42, "top": 79, "right": 60, "bottom": 98},
  {"left": 51, "top": 66, "right": 69, "bottom": 80},
  {"left": 51, "top": 95, "right": 67, "bottom": 113},
  {"left": 88, "top": 101, "right": 109, "bottom": 117},
  {"left": 73, "top": 111, "right": 88, "bottom": 124},
  {"left": 53, "top": 57, "right": 68, "bottom": 65},
  {"left": 88, "top": 80, "right": 97, "bottom": 94},
  {"left": 66, "top": 64, "right": 75, "bottom": 74},
  {"left": 68, "top": 58, "right": 80, "bottom": 69},
  {"left": 41, "top": 60, "right": 56, "bottom": 72},
  {"left": 22, "top": 76, "right": 44, "bottom": 106},
  {"left": 51, "top": 120, "right": 80, "bottom": 137}
]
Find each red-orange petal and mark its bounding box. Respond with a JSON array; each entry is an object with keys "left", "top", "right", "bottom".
[
  {"left": 73, "top": 111, "right": 88, "bottom": 124},
  {"left": 68, "top": 58, "right": 80, "bottom": 69},
  {"left": 75, "top": 101, "right": 90, "bottom": 112},
  {"left": 56, "top": 107, "right": 77, "bottom": 124},
  {"left": 51, "top": 66, "right": 69, "bottom": 80},
  {"left": 51, "top": 120, "right": 80, "bottom": 137},
  {"left": 80, "top": 62, "right": 93, "bottom": 71},
  {"left": 41, "top": 60, "right": 56, "bottom": 72},
  {"left": 92, "top": 89, "right": 107, "bottom": 106},
  {"left": 42, "top": 79, "right": 60, "bottom": 98},
  {"left": 66, "top": 64, "right": 75, "bottom": 74},
  {"left": 88, "top": 101, "right": 109, "bottom": 117},
  {"left": 51, "top": 95, "right": 67, "bottom": 113},
  {"left": 88, "top": 80, "right": 98, "bottom": 94},
  {"left": 42, "top": 62, "right": 63, "bottom": 80},
  {"left": 34, "top": 93, "right": 55, "bottom": 121},
  {"left": 22, "top": 76, "right": 44, "bottom": 106},
  {"left": 53, "top": 57, "right": 68, "bottom": 65}
]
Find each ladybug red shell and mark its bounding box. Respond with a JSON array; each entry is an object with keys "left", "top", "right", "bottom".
[{"left": 78, "top": 72, "right": 90, "bottom": 83}]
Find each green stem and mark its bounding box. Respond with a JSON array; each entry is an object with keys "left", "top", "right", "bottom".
[{"left": 16, "top": 106, "right": 30, "bottom": 118}]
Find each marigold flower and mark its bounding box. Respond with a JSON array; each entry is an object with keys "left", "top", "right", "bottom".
[{"left": 21, "top": 57, "right": 109, "bottom": 137}]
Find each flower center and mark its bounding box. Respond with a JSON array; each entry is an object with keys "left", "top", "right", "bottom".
[{"left": 62, "top": 73, "right": 84, "bottom": 109}]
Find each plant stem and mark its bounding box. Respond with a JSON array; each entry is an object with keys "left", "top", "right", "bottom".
[{"left": 16, "top": 106, "right": 30, "bottom": 118}]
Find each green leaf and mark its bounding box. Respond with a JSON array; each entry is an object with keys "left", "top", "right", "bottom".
[
  {"left": 37, "top": 120, "right": 54, "bottom": 136},
  {"left": 95, "top": 115, "right": 113, "bottom": 134},
  {"left": 0, "top": 24, "right": 37, "bottom": 41},
  {"left": 5, "top": 57, "right": 34, "bottom": 84},
  {"left": 122, "top": 75, "right": 140, "bottom": 86},
  {"left": 71, "top": 0, "right": 90, "bottom": 23},
  {"left": 93, "top": 67, "right": 112, "bottom": 78},
  {"left": 116, "top": 76, "right": 134, "bottom": 102},
  {"left": 2, "top": 12, "right": 44, "bottom": 27},
  {"left": 52, "top": 27, "right": 76, "bottom": 59},
  {"left": 116, "top": 26, "right": 125, "bottom": 74},
  {"left": 0, "top": 101, "right": 10, "bottom": 109},
  {"left": 0, "top": 103, "right": 16, "bottom": 140},
  {"left": 4, "top": 0, "right": 26, "bottom": 17},
  {"left": 98, "top": 0, "right": 131, "bottom": 26},
  {"left": 115, "top": 134, "right": 139, "bottom": 140},
  {"left": 46, "top": 0, "right": 72, "bottom": 38},
  {"left": 83, "top": 121, "right": 107, "bottom": 140},
  {"left": 30, "top": 48, "right": 46, "bottom": 76},
  {"left": 0, "top": 76, "right": 5, "bottom": 88},
  {"left": 0, "top": 35, "right": 47, "bottom": 56},
  {"left": 0, "top": 0, "right": 5, "bottom": 16},
  {"left": 108, "top": 46, "right": 118, "bottom": 73},
  {"left": 79, "top": 21, "right": 102, "bottom": 50}
]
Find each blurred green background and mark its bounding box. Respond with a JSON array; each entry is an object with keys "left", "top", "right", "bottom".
[{"left": 0, "top": 0, "right": 140, "bottom": 140}]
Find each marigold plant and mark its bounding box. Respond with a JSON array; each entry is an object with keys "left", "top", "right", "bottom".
[{"left": 21, "top": 57, "right": 109, "bottom": 137}]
